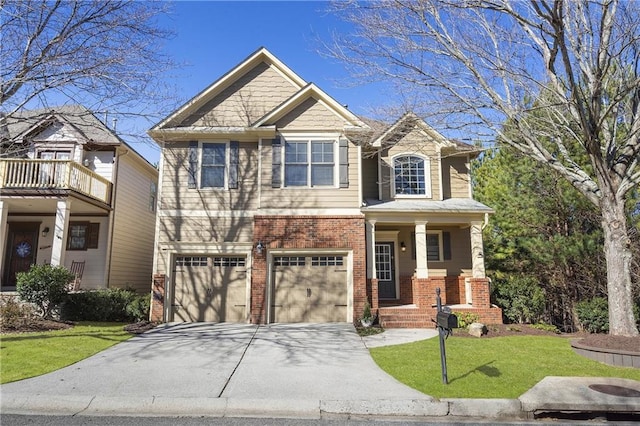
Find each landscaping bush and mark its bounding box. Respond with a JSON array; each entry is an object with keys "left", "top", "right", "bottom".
[
  {"left": 453, "top": 311, "right": 480, "bottom": 329},
  {"left": 575, "top": 297, "right": 609, "bottom": 333},
  {"left": 0, "top": 297, "right": 37, "bottom": 331},
  {"left": 16, "top": 264, "right": 74, "bottom": 318},
  {"left": 492, "top": 275, "right": 545, "bottom": 324},
  {"left": 61, "top": 288, "right": 138, "bottom": 322},
  {"left": 126, "top": 293, "right": 151, "bottom": 322}
]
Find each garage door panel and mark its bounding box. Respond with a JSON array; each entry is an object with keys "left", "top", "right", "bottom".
[
  {"left": 272, "top": 255, "right": 348, "bottom": 323},
  {"left": 173, "top": 256, "right": 247, "bottom": 322}
]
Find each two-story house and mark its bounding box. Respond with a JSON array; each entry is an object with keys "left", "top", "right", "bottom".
[
  {"left": 148, "top": 47, "right": 502, "bottom": 326},
  {"left": 0, "top": 105, "right": 158, "bottom": 292}
]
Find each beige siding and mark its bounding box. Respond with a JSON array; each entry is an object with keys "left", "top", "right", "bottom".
[
  {"left": 276, "top": 98, "right": 347, "bottom": 130},
  {"left": 109, "top": 155, "right": 158, "bottom": 292},
  {"left": 382, "top": 127, "right": 441, "bottom": 200},
  {"left": 158, "top": 216, "right": 254, "bottom": 244},
  {"left": 443, "top": 156, "right": 470, "bottom": 199},
  {"left": 160, "top": 142, "right": 260, "bottom": 212},
  {"left": 260, "top": 139, "right": 361, "bottom": 209},
  {"left": 394, "top": 226, "right": 472, "bottom": 277},
  {"left": 181, "top": 62, "right": 299, "bottom": 127}
]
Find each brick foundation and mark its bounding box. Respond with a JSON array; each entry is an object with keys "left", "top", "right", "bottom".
[
  {"left": 253, "top": 215, "right": 366, "bottom": 324},
  {"left": 150, "top": 274, "right": 166, "bottom": 322}
]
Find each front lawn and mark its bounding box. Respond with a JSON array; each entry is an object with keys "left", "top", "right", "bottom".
[
  {"left": 1, "top": 322, "right": 132, "bottom": 384},
  {"left": 370, "top": 335, "right": 640, "bottom": 399}
]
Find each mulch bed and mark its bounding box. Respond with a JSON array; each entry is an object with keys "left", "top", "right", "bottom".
[
  {"left": 453, "top": 323, "right": 640, "bottom": 354},
  {"left": 1, "top": 319, "right": 156, "bottom": 335}
]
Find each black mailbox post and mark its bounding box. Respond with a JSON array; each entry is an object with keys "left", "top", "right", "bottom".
[{"left": 435, "top": 288, "right": 457, "bottom": 384}]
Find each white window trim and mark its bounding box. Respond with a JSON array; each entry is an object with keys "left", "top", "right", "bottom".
[
  {"left": 391, "top": 153, "right": 432, "bottom": 199},
  {"left": 198, "top": 141, "right": 229, "bottom": 190},
  {"left": 281, "top": 135, "right": 340, "bottom": 189},
  {"left": 427, "top": 230, "right": 444, "bottom": 262}
]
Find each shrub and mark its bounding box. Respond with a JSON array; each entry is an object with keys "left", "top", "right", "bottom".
[
  {"left": 126, "top": 294, "right": 151, "bottom": 322},
  {"left": 16, "top": 264, "right": 74, "bottom": 318},
  {"left": 61, "top": 288, "right": 137, "bottom": 322},
  {"left": 0, "top": 297, "right": 37, "bottom": 331},
  {"left": 453, "top": 311, "right": 480, "bottom": 329},
  {"left": 575, "top": 297, "right": 609, "bottom": 333},
  {"left": 492, "top": 275, "right": 545, "bottom": 324},
  {"left": 530, "top": 323, "right": 559, "bottom": 333}
]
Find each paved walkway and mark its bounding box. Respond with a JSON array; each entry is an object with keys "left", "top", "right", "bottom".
[{"left": 2, "top": 323, "right": 638, "bottom": 419}]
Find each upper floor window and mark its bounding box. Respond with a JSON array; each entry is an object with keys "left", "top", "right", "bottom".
[
  {"left": 284, "top": 140, "right": 335, "bottom": 187},
  {"left": 201, "top": 143, "right": 226, "bottom": 188},
  {"left": 149, "top": 181, "right": 157, "bottom": 212},
  {"left": 187, "top": 141, "right": 239, "bottom": 190},
  {"left": 394, "top": 155, "right": 431, "bottom": 197}
]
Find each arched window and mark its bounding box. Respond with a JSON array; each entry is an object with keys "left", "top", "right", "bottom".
[{"left": 394, "top": 155, "right": 430, "bottom": 196}]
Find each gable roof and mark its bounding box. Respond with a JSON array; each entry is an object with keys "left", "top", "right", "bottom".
[
  {"left": 1, "top": 105, "right": 121, "bottom": 146},
  {"left": 252, "top": 83, "right": 367, "bottom": 129},
  {"left": 151, "top": 47, "right": 307, "bottom": 131},
  {"left": 371, "top": 112, "right": 453, "bottom": 148},
  {"left": 149, "top": 47, "right": 370, "bottom": 139}
]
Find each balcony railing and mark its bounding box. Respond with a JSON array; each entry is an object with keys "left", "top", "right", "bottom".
[{"left": 0, "top": 159, "right": 112, "bottom": 204}]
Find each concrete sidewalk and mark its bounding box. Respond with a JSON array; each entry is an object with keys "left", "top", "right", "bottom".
[{"left": 1, "top": 324, "right": 639, "bottom": 420}]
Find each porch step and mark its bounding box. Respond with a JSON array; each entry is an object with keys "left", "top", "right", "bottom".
[{"left": 378, "top": 307, "right": 436, "bottom": 329}]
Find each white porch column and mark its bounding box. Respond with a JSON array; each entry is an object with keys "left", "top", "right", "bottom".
[
  {"left": 366, "top": 219, "right": 377, "bottom": 279},
  {"left": 415, "top": 221, "right": 428, "bottom": 278},
  {"left": 51, "top": 199, "right": 70, "bottom": 266},
  {"left": 470, "top": 220, "right": 486, "bottom": 278},
  {"left": 0, "top": 201, "right": 8, "bottom": 280}
]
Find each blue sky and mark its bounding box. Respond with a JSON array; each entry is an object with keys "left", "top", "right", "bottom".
[{"left": 132, "top": 1, "right": 386, "bottom": 163}]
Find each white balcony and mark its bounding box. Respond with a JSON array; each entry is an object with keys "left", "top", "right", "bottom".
[{"left": 0, "top": 159, "right": 112, "bottom": 204}]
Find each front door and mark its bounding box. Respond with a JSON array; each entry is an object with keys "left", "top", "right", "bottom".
[
  {"left": 375, "top": 242, "right": 396, "bottom": 299},
  {"left": 3, "top": 223, "right": 40, "bottom": 287}
]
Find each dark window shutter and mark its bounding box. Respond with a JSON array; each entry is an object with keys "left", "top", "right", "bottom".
[
  {"left": 339, "top": 138, "right": 349, "bottom": 188},
  {"left": 411, "top": 232, "right": 416, "bottom": 260},
  {"left": 88, "top": 223, "right": 100, "bottom": 249},
  {"left": 229, "top": 141, "right": 239, "bottom": 189},
  {"left": 188, "top": 141, "right": 198, "bottom": 189},
  {"left": 443, "top": 231, "right": 451, "bottom": 260},
  {"left": 272, "top": 136, "right": 282, "bottom": 188}
]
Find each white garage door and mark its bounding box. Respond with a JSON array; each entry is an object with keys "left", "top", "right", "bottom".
[
  {"left": 173, "top": 255, "right": 247, "bottom": 322},
  {"left": 272, "top": 255, "right": 348, "bottom": 323}
]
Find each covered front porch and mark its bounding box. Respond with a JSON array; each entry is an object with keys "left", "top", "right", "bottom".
[
  {"left": 0, "top": 159, "right": 112, "bottom": 290},
  {"left": 363, "top": 199, "right": 503, "bottom": 327}
]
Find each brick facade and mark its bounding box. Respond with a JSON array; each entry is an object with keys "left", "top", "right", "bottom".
[
  {"left": 150, "top": 274, "right": 166, "bottom": 322},
  {"left": 253, "top": 215, "right": 366, "bottom": 324}
]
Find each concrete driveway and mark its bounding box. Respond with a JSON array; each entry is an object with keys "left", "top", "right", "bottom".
[{"left": 1, "top": 323, "right": 437, "bottom": 417}]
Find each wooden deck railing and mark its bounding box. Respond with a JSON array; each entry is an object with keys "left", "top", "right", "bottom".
[{"left": 0, "top": 159, "right": 112, "bottom": 204}]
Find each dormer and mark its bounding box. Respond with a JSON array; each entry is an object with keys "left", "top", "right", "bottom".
[{"left": 363, "top": 112, "right": 477, "bottom": 202}]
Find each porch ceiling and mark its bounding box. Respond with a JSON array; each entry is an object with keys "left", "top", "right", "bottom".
[{"left": 2, "top": 195, "right": 109, "bottom": 216}]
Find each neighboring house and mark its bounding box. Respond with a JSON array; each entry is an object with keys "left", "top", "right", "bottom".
[
  {"left": 0, "top": 105, "right": 158, "bottom": 292},
  {"left": 148, "top": 47, "right": 502, "bottom": 326}
]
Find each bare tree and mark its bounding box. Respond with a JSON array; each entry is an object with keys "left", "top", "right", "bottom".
[
  {"left": 0, "top": 0, "right": 177, "bottom": 152},
  {"left": 328, "top": 0, "right": 640, "bottom": 336}
]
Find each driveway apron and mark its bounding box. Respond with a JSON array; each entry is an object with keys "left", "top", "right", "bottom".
[{"left": 1, "top": 323, "right": 431, "bottom": 413}]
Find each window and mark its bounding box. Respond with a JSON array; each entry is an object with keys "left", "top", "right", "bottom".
[
  {"left": 274, "top": 256, "right": 306, "bottom": 266},
  {"left": 394, "top": 155, "right": 430, "bottom": 196},
  {"left": 201, "top": 143, "right": 226, "bottom": 188},
  {"left": 212, "top": 257, "right": 246, "bottom": 267},
  {"left": 67, "top": 222, "right": 99, "bottom": 250},
  {"left": 176, "top": 256, "right": 208, "bottom": 267},
  {"left": 427, "top": 233, "right": 442, "bottom": 261},
  {"left": 149, "top": 181, "right": 157, "bottom": 212},
  {"left": 311, "top": 256, "right": 344, "bottom": 266},
  {"left": 284, "top": 139, "right": 335, "bottom": 187},
  {"left": 187, "top": 141, "right": 239, "bottom": 190}
]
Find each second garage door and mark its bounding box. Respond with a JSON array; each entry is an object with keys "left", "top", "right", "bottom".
[
  {"left": 173, "top": 255, "right": 247, "bottom": 322},
  {"left": 272, "top": 255, "right": 348, "bottom": 323}
]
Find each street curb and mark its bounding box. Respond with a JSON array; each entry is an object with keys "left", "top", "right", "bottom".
[
  {"left": 443, "top": 398, "right": 526, "bottom": 418},
  {"left": 321, "top": 399, "right": 448, "bottom": 417}
]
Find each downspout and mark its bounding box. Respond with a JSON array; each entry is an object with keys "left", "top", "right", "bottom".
[{"left": 104, "top": 147, "right": 129, "bottom": 287}]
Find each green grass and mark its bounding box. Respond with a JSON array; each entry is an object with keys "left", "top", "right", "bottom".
[
  {"left": 0, "top": 322, "right": 132, "bottom": 384},
  {"left": 370, "top": 335, "right": 640, "bottom": 399}
]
